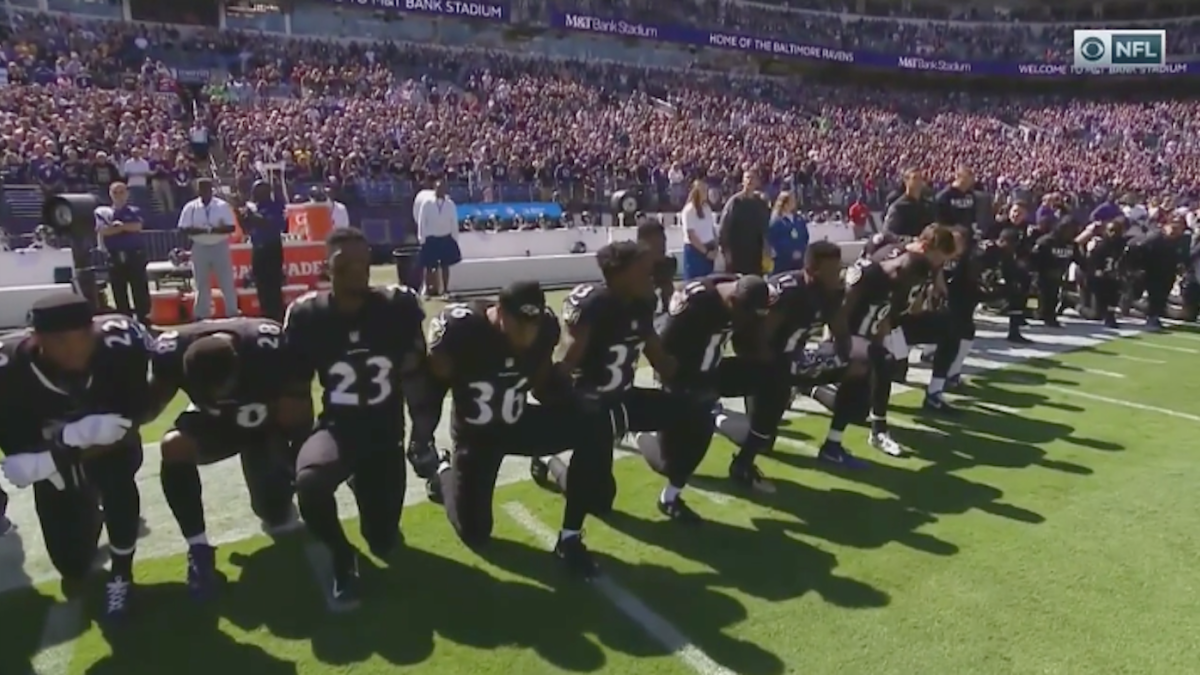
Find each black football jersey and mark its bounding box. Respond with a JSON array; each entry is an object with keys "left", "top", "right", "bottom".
[
  {"left": 660, "top": 274, "right": 738, "bottom": 388},
  {"left": 428, "top": 301, "right": 559, "bottom": 436},
  {"left": 0, "top": 314, "right": 152, "bottom": 456},
  {"left": 284, "top": 285, "right": 425, "bottom": 436},
  {"left": 151, "top": 318, "right": 293, "bottom": 431},
  {"left": 844, "top": 246, "right": 934, "bottom": 337},
  {"left": 767, "top": 271, "right": 833, "bottom": 356},
  {"left": 562, "top": 283, "right": 654, "bottom": 397}
]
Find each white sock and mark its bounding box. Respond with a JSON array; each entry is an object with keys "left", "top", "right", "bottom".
[
  {"left": 928, "top": 377, "right": 945, "bottom": 395},
  {"left": 186, "top": 533, "right": 209, "bottom": 547},
  {"left": 560, "top": 529, "right": 580, "bottom": 540},
  {"left": 825, "top": 429, "right": 843, "bottom": 444},
  {"left": 660, "top": 485, "right": 681, "bottom": 503},
  {"left": 949, "top": 339, "right": 973, "bottom": 378}
]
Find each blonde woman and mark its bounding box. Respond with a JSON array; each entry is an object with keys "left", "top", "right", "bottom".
[
  {"left": 767, "top": 191, "right": 808, "bottom": 273},
  {"left": 680, "top": 179, "right": 717, "bottom": 279}
]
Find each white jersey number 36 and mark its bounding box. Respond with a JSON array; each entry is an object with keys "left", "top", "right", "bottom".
[
  {"left": 464, "top": 378, "right": 528, "bottom": 425},
  {"left": 327, "top": 357, "right": 394, "bottom": 406}
]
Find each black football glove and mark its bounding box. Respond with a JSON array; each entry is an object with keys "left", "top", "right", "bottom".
[{"left": 406, "top": 440, "right": 441, "bottom": 480}]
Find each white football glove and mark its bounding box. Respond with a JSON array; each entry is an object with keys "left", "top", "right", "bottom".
[
  {"left": 60, "top": 414, "right": 134, "bottom": 449},
  {"left": 2, "top": 452, "right": 64, "bottom": 489}
]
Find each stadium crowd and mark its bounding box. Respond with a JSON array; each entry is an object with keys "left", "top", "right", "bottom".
[{"left": 0, "top": 4, "right": 1198, "bottom": 214}]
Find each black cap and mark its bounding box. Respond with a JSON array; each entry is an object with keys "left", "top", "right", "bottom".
[
  {"left": 197, "top": 177, "right": 214, "bottom": 189},
  {"left": 28, "top": 292, "right": 93, "bottom": 333},
  {"left": 498, "top": 280, "right": 546, "bottom": 321},
  {"left": 732, "top": 275, "right": 770, "bottom": 312}
]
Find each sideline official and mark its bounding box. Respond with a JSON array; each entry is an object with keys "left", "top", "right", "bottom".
[
  {"left": 415, "top": 180, "right": 461, "bottom": 299},
  {"left": 243, "top": 180, "right": 287, "bottom": 320},
  {"left": 178, "top": 178, "right": 238, "bottom": 319},
  {"left": 94, "top": 181, "right": 150, "bottom": 322},
  {"left": 719, "top": 169, "right": 770, "bottom": 274}
]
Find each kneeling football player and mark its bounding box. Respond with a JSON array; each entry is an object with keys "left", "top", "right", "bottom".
[
  {"left": 715, "top": 242, "right": 862, "bottom": 478},
  {"left": 147, "top": 317, "right": 313, "bottom": 600},
  {"left": 412, "top": 280, "right": 615, "bottom": 577},
  {"left": 286, "top": 228, "right": 431, "bottom": 607},
  {"left": 531, "top": 241, "right": 685, "bottom": 520},
  {"left": 634, "top": 274, "right": 773, "bottom": 521},
  {"left": 0, "top": 294, "right": 152, "bottom": 621}
]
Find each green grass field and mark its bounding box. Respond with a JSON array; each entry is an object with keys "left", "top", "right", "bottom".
[{"left": 6, "top": 270, "right": 1200, "bottom": 674}]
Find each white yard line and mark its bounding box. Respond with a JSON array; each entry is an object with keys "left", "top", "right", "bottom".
[
  {"left": 0, "top": 317, "right": 1157, "bottom": 595},
  {"left": 1077, "top": 368, "right": 1125, "bottom": 379},
  {"left": 1109, "top": 354, "right": 1166, "bottom": 365},
  {"left": 27, "top": 600, "right": 82, "bottom": 675},
  {"left": 502, "top": 502, "right": 735, "bottom": 675},
  {"left": 1128, "top": 341, "right": 1198, "bottom": 355},
  {"left": 1043, "top": 386, "right": 1200, "bottom": 422}
]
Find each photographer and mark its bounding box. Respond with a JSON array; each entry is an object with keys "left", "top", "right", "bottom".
[
  {"left": 177, "top": 178, "right": 238, "bottom": 319},
  {"left": 719, "top": 169, "right": 771, "bottom": 274}
]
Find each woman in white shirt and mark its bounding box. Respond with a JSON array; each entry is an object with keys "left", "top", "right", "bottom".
[{"left": 680, "top": 179, "right": 717, "bottom": 279}]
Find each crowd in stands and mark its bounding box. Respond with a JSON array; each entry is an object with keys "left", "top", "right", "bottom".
[{"left": 1, "top": 4, "right": 1199, "bottom": 218}]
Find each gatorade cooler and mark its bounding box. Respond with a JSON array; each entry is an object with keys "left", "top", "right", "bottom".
[
  {"left": 182, "top": 290, "right": 227, "bottom": 320},
  {"left": 149, "top": 289, "right": 184, "bottom": 326},
  {"left": 237, "top": 289, "right": 262, "bottom": 317},
  {"left": 282, "top": 284, "right": 310, "bottom": 308}
]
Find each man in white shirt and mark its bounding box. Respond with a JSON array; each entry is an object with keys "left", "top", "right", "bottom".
[
  {"left": 121, "top": 147, "right": 151, "bottom": 189},
  {"left": 414, "top": 180, "right": 461, "bottom": 298},
  {"left": 314, "top": 186, "right": 351, "bottom": 229},
  {"left": 177, "top": 178, "right": 238, "bottom": 319}
]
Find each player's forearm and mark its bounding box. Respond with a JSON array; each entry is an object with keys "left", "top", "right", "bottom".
[{"left": 403, "top": 370, "right": 446, "bottom": 446}]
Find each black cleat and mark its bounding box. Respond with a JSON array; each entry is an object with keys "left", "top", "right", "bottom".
[
  {"left": 331, "top": 554, "right": 361, "bottom": 610},
  {"left": 728, "top": 458, "right": 776, "bottom": 493},
  {"left": 657, "top": 496, "right": 702, "bottom": 524},
  {"left": 554, "top": 534, "right": 600, "bottom": 579},
  {"left": 922, "top": 392, "right": 960, "bottom": 415},
  {"left": 425, "top": 478, "right": 443, "bottom": 505},
  {"left": 1007, "top": 332, "right": 1034, "bottom": 344},
  {"left": 530, "top": 457, "right": 549, "bottom": 483}
]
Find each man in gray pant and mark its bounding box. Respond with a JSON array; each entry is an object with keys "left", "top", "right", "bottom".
[{"left": 177, "top": 178, "right": 239, "bottom": 319}]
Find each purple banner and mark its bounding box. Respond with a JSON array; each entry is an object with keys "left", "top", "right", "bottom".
[
  {"left": 552, "top": 12, "right": 1198, "bottom": 77},
  {"left": 328, "top": 0, "right": 507, "bottom": 20}
]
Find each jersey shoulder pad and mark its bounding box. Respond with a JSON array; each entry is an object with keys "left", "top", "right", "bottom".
[
  {"left": 382, "top": 284, "right": 423, "bottom": 311},
  {"left": 428, "top": 302, "right": 475, "bottom": 348},
  {"left": 95, "top": 314, "right": 153, "bottom": 353},
  {"left": 562, "top": 283, "right": 605, "bottom": 326},
  {"left": 668, "top": 279, "right": 711, "bottom": 316},
  {"left": 0, "top": 330, "right": 29, "bottom": 371},
  {"left": 244, "top": 318, "right": 285, "bottom": 351},
  {"left": 284, "top": 290, "right": 322, "bottom": 328},
  {"left": 844, "top": 258, "right": 871, "bottom": 286}
]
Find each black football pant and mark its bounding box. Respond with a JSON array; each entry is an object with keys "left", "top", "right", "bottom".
[
  {"left": 252, "top": 242, "right": 285, "bottom": 321},
  {"left": 641, "top": 356, "right": 764, "bottom": 489},
  {"left": 161, "top": 411, "right": 296, "bottom": 539},
  {"left": 1144, "top": 273, "right": 1175, "bottom": 320},
  {"left": 1183, "top": 277, "right": 1200, "bottom": 322},
  {"left": 107, "top": 249, "right": 151, "bottom": 324},
  {"left": 901, "top": 310, "right": 961, "bottom": 380},
  {"left": 1078, "top": 276, "right": 1118, "bottom": 322},
  {"left": 35, "top": 442, "right": 143, "bottom": 580},
  {"left": 1035, "top": 271, "right": 1065, "bottom": 322},
  {"left": 440, "top": 403, "right": 613, "bottom": 548},
  {"left": 295, "top": 429, "right": 405, "bottom": 564}
]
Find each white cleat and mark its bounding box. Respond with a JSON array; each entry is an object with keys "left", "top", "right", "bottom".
[{"left": 869, "top": 432, "right": 904, "bottom": 457}]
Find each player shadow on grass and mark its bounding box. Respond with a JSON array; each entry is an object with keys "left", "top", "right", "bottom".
[
  {"left": 221, "top": 532, "right": 645, "bottom": 672},
  {"left": 84, "top": 575, "right": 300, "bottom": 675},
  {"left": 896, "top": 401, "right": 1123, "bottom": 455},
  {"left": 0, "top": 587, "right": 85, "bottom": 675},
  {"left": 477, "top": 534, "right": 790, "bottom": 675}
]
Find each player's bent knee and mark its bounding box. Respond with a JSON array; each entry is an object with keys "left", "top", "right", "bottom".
[
  {"left": 295, "top": 466, "right": 333, "bottom": 498},
  {"left": 160, "top": 431, "right": 200, "bottom": 464}
]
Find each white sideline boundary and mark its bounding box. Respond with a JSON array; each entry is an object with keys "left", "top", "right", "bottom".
[{"left": 502, "top": 502, "right": 735, "bottom": 675}]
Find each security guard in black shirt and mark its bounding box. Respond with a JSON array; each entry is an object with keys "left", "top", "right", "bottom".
[
  {"left": 934, "top": 166, "right": 978, "bottom": 229},
  {"left": 883, "top": 168, "right": 935, "bottom": 238},
  {"left": 1030, "top": 217, "right": 1079, "bottom": 327}
]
